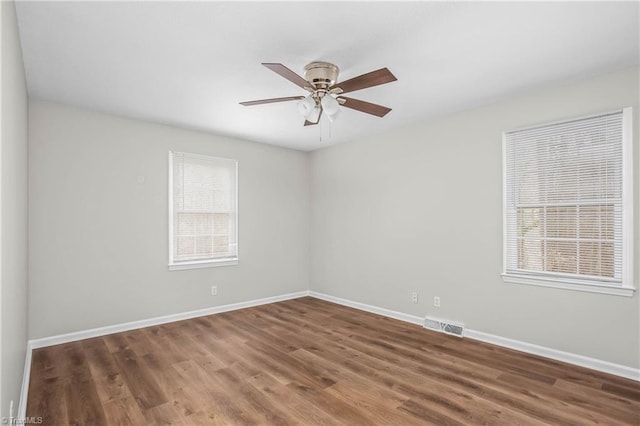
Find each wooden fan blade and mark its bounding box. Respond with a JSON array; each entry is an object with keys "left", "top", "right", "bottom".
[
  {"left": 240, "top": 96, "right": 304, "bottom": 106},
  {"left": 304, "top": 106, "right": 323, "bottom": 126},
  {"left": 330, "top": 68, "right": 397, "bottom": 94},
  {"left": 262, "top": 63, "right": 309, "bottom": 89},
  {"left": 339, "top": 96, "right": 392, "bottom": 117}
]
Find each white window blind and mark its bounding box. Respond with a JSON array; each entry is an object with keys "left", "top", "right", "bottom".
[
  {"left": 169, "top": 151, "right": 237, "bottom": 270},
  {"left": 503, "top": 108, "right": 634, "bottom": 295}
]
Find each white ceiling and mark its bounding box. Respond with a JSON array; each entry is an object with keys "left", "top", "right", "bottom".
[{"left": 15, "top": 1, "right": 639, "bottom": 151}]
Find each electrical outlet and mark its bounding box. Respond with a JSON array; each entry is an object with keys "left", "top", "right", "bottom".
[
  {"left": 434, "top": 296, "right": 441, "bottom": 307},
  {"left": 411, "top": 292, "right": 418, "bottom": 303},
  {"left": 211, "top": 286, "right": 217, "bottom": 296}
]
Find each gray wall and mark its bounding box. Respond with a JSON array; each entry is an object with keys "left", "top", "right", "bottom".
[
  {"left": 26, "top": 66, "right": 640, "bottom": 371},
  {"left": 310, "top": 67, "right": 639, "bottom": 368},
  {"left": 1, "top": 0, "right": 29, "bottom": 418},
  {"left": 29, "top": 101, "right": 310, "bottom": 339}
]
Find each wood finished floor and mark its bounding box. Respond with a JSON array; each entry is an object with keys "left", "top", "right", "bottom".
[{"left": 27, "top": 297, "right": 640, "bottom": 425}]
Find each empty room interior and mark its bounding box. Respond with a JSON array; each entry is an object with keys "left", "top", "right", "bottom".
[{"left": 2, "top": 1, "right": 640, "bottom": 425}]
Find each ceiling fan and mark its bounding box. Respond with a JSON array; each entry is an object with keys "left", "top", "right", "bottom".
[{"left": 240, "top": 62, "right": 397, "bottom": 126}]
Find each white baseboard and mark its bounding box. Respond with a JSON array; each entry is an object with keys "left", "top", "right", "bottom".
[
  {"left": 29, "top": 290, "right": 309, "bottom": 349},
  {"left": 309, "top": 291, "right": 640, "bottom": 381},
  {"left": 465, "top": 330, "right": 640, "bottom": 381},
  {"left": 18, "top": 290, "right": 310, "bottom": 419},
  {"left": 309, "top": 291, "right": 424, "bottom": 325}
]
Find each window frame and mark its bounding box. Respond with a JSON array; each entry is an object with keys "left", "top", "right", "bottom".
[
  {"left": 501, "top": 108, "right": 635, "bottom": 297},
  {"left": 168, "top": 151, "right": 238, "bottom": 271}
]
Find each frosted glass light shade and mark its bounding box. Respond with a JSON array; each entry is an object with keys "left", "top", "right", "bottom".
[
  {"left": 321, "top": 95, "right": 340, "bottom": 115},
  {"left": 297, "top": 95, "right": 316, "bottom": 117},
  {"left": 326, "top": 107, "right": 340, "bottom": 122},
  {"left": 307, "top": 106, "right": 321, "bottom": 123}
]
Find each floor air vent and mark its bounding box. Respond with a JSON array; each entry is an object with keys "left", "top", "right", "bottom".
[{"left": 424, "top": 316, "right": 465, "bottom": 337}]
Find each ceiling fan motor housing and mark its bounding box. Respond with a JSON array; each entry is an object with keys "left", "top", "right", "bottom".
[{"left": 304, "top": 62, "right": 339, "bottom": 90}]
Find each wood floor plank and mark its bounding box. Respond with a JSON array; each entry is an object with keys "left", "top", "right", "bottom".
[
  {"left": 214, "top": 367, "right": 299, "bottom": 425},
  {"left": 289, "top": 347, "right": 409, "bottom": 409},
  {"left": 285, "top": 380, "right": 377, "bottom": 425},
  {"left": 103, "top": 333, "right": 131, "bottom": 353},
  {"left": 142, "top": 401, "right": 192, "bottom": 426},
  {"left": 324, "top": 381, "right": 424, "bottom": 426},
  {"left": 26, "top": 376, "right": 67, "bottom": 426},
  {"left": 397, "top": 398, "right": 469, "bottom": 426},
  {"left": 101, "top": 396, "right": 148, "bottom": 426},
  {"left": 602, "top": 381, "right": 640, "bottom": 400},
  {"left": 26, "top": 297, "right": 640, "bottom": 425},
  {"left": 82, "top": 337, "right": 135, "bottom": 405},
  {"left": 140, "top": 351, "right": 213, "bottom": 424},
  {"left": 122, "top": 328, "right": 165, "bottom": 357},
  {"left": 507, "top": 374, "right": 640, "bottom": 424},
  {"left": 172, "top": 359, "right": 262, "bottom": 425},
  {"left": 243, "top": 369, "right": 341, "bottom": 425},
  {"left": 112, "top": 348, "right": 168, "bottom": 411},
  {"left": 62, "top": 375, "right": 108, "bottom": 425}
]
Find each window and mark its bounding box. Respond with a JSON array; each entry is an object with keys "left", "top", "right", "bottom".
[
  {"left": 169, "top": 151, "right": 238, "bottom": 270},
  {"left": 503, "top": 108, "right": 634, "bottom": 296}
]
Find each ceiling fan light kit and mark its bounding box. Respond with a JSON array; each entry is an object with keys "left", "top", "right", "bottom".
[{"left": 240, "top": 61, "right": 397, "bottom": 127}]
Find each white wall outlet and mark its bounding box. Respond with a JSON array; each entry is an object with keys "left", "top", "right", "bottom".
[
  {"left": 434, "top": 296, "right": 441, "bottom": 307},
  {"left": 411, "top": 292, "right": 418, "bottom": 303},
  {"left": 211, "top": 286, "right": 217, "bottom": 296}
]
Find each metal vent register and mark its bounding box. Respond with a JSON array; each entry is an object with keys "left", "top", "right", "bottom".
[{"left": 424, "top": 316, "right": 465, "bottom": 337}]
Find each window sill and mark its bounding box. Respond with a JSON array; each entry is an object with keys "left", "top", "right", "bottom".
[
  {"left": 169, "top": 258, "right": 238, "bottom": 271},
  {"left": 502, "top": 273, "right": 635, "bottom": 297}
]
